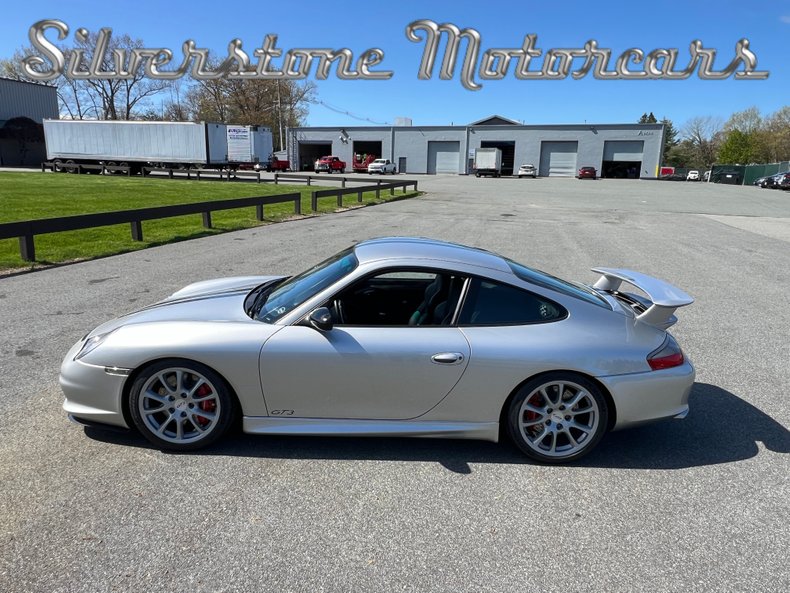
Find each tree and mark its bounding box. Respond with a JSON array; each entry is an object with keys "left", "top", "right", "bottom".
[
  {"left": 682, "top": 116, "right": 723, "bottom": 168},
  {"left": 184, "top": 73, "right": 316, "bottom": 150},
  {"left": 638, "top": 112, "right": 658, "bottom": 124},
  {"left": 665, "top": 141, "right": 695, "bottom": 168},
  {"left": 660, "top": 117, "right": 679, "bottom": 163},
  {"left": 1, "top": 31, "right": 170, "bottom": 119},
  {"left": 760, "top": 106, "right": 790, "bottom": 162},
  {"left": 718, "top": 129, "right": 755, "bottom": 164},
  {"left": 724, "top": 107, "right": 762, "bottom": 135}
]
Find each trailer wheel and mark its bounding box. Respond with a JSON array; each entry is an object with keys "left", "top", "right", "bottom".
[
  {"left": 65, "top": 159, "right": 77, "bottom": 174},
  {"left": 52, "top": 159, "right": 64, "bottom": 173}
]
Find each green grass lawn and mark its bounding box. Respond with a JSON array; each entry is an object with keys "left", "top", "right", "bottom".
[{"left": 0, "top": 172, "right": 418, "bottom": 270}]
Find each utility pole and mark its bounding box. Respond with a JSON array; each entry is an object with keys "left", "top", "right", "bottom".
[{"left": 276, "top": 80, "right": 284, "bottom": 151}]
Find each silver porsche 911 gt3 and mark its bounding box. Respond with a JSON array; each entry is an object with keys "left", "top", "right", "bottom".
[{"left": 61, "top": 237, "right": 695, "bottom": 463}]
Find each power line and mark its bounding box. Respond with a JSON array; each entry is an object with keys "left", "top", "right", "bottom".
[{"left": 315, "top": 100, "right": 389, "bottom": 125}]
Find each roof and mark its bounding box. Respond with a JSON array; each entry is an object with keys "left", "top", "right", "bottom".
[
  {"left": 0, "top": 76, "right": 57, "bottom": 89},
  {"left": 468, "top": 115, "right": 521, "bottom": 126},
  {"left": 354, "top": 237, "right": 511, "bottom": 273}
]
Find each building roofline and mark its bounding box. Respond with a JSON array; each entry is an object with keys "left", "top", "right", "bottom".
[
  {"left": 468, "top": 114, "right": 521, "bottom": 126},
  {"left": 0, "top": 76, "right": 58, "bottom": 90},
  {"left": 290, "top": 122, "right": 665, "bottom": 132}
]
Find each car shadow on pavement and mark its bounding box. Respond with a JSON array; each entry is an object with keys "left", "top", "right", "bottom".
[{"left": 84, "top": 382, "right": 789, "bottom": 474}]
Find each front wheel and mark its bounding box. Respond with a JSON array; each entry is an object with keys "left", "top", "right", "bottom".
[
  {"left": 507, "top": 373, "right": 608, "bottom": 463},
  {"left": 128, "top": 359, "right": 237, "bottom": 451}
]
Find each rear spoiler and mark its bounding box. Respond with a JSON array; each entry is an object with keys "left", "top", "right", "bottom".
[{"left": 591, "top": 268, "right": 694, "bottom": 329}]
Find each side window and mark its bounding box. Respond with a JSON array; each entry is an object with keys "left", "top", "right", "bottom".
[
  {"left": 458, "top": 279, "right": 566, "bottom": 325},
  {"left": 330, "top": 269, "right": 467, "bottom": 326}
]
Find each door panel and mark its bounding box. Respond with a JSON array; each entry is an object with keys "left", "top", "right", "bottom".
[{"left": 260, "top": 326, "right": 470, "bottom": 419}]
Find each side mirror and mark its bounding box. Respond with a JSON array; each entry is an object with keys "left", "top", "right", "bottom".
[{"left": 308, "top": 307, "right": 333, "bottom": 332}]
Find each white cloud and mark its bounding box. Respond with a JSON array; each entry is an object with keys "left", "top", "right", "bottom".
[{"left": 781, "top": 15, "right": 790, "bottom": 23}]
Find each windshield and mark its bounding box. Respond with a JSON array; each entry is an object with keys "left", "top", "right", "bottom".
[
  {"left": 373, "top": 159, "right": 386, "bottom": 164},
  {"left": 254, "top": 248, "right": 358, "bottom": 323},
  {"left": 506, "top": 259, "right": 610, "bottom": 309}
]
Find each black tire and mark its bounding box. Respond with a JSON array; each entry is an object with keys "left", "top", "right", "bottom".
[
  {"left": 128, "top": 359, "right": 237, "bottom": 452},
  {"left": 507, "top": 372, "right": 608, "bottom": 464}
]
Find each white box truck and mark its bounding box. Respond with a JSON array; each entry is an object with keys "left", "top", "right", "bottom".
[
  {"left": 43, "top": 120, "right": 273, "bottom": 174},
  {"left": 473, "top": 147, "right": 503, "bottom": 177}
]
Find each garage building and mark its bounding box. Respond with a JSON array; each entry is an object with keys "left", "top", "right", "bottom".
[
  {"left": 0, "top": 77, "right": 58, "bottom": 166},
  {"left": 287, "top": 115, "right": 664, "bottom": 178}
]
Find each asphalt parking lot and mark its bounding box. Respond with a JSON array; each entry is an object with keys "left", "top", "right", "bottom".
[{"left": 1, "top": 175, "right": 788, "bottom": 592}]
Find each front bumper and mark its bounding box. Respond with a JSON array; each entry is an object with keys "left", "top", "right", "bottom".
[
  {"left": 599, "top": 360, "right": 695, "bottom": 430},
  {"left": 59, "top": 339, "right": 130, "bottom": 428}
]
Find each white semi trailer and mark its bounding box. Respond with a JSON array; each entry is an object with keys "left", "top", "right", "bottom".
[{"left": 43, "top": 120, "right": 273, "bottom": 174}]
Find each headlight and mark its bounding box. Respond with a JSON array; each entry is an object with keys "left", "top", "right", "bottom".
[{"left": 75, "top": 330, "right": 116, "bottom": 360}]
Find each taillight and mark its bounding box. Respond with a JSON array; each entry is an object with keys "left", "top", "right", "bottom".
[{"left": 647, "top": 335, "right": 684, "bottom": 370}]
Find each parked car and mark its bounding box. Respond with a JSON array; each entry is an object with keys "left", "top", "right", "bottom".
[
  {"left": 517, "top": 163, "right": 537, "bottom": 178},
  {"left": 60, "top": 237, "right": 695, "bottom": 464},
  {"left": 777, "top": 172, "right": 790, "bottom": 190},
  {"left": 702, "top": 170, "right": 711, "bottom": 182},
  {"left": 367, "top": 158, "right": 397, "bottom": 175},
  {"left": 314, "top": 156, "right": 346, "bottom": 173},
  {"left": 577, "top": 166, "right": 597, "bottom": 180},
  {"left": 686, "top": 170, "right": 700, "bottom": 181}
]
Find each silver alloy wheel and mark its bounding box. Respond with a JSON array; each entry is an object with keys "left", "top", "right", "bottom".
[
  {"left": 137, "top": 367, "right": 221, "bottom": 444},
  {"left": 517, "top": 380, "right": 600, "bottom": 458}
]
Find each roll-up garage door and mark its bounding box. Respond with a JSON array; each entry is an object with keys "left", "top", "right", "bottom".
[
  {"left": 539, "top": 141, "right": 579, "bottom": 177},
  {"left": 427, "top": 141, "right": 460, "bottom": 174},
  {"left": 602, "top": 140, "right": 644, "bottom": 178},
  {"left": 603, "top": 141, "right": 644, "bottom": 161}
]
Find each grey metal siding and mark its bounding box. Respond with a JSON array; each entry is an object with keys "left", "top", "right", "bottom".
[
  {"left": 0, "top": 78, "right": 58, "bottom": 124},
  {"left": 395, "top": 129, "right": 467, "bottom": 174},
  {"left": 288, "top": 123, "right": 664, "bottom": 177}
]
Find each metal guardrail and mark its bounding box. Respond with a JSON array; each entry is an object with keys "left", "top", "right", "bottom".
[
  {"left": 311, "top": 180, "right": 419, "bottom": 211},
  {"left": 0, "top": 192, "right": 301, "bottom": 262}
]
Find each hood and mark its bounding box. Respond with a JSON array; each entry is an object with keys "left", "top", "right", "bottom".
[
  {"left": 164, "top": 275, "right": 285, "bottom": 301},
  {"left": 87, "top": 275, "right": 285, "bottom": 338}
]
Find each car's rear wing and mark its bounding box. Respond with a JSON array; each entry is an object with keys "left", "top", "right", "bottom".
[{"left": 591, "top": 268, "right": 694, "bottom": 330}]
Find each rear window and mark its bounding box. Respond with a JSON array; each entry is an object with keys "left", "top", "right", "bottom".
[{"left": 506, "top": 260, "right": 610, "bottom": 309}]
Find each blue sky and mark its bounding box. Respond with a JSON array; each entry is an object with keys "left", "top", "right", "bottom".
[{"left": 2, "top": 1, "right": 788, "bottom": 128}]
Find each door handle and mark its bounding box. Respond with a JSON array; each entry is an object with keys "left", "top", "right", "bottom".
[{"left": 431, "top": 352, "right": 465, "bottom": 364}]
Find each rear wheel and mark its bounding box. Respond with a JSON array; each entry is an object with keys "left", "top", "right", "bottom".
[
  {"left": 129, "top": 359, "right": 236, "bottom": 451},
  {"left": 507, "top": 372, "right": 608, "bottom": 463}
]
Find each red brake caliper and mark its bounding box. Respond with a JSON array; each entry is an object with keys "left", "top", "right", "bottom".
[
  {"left": 524, "top": 394, "right": 540, "bottom": 436},
  {"left": 196, "top": 384, "right": 215, "bottom": 426}
]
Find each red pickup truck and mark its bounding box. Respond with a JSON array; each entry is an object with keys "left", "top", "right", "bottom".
[{"left": 315, "top": 156, "right": 346, "bottom": 174}]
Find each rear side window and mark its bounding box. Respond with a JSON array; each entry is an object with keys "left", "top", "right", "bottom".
[
  {"left": 506, "top": 259, "right": 610, "bottom": 309},
  {"left": 458, "top": 279, "right": 567, "bottom": 325}
]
